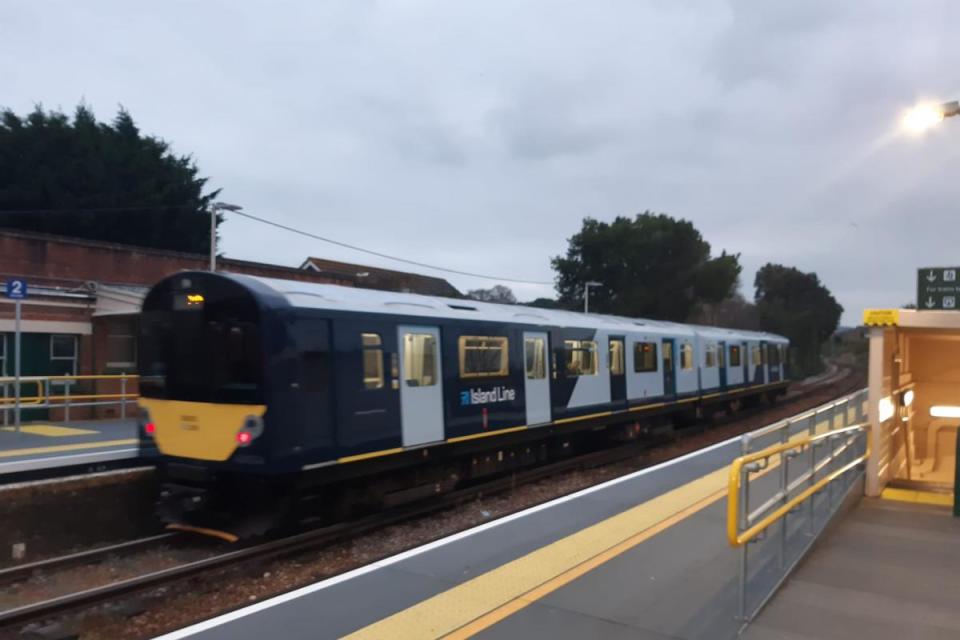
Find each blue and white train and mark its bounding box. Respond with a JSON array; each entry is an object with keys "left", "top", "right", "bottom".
[{"left": 137, "top": 271, "right": 788, "bottom": 533}]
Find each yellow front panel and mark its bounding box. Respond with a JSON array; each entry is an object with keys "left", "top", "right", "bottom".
[{"left": 139, "top": 398, "right": 267, "bottom": 462}]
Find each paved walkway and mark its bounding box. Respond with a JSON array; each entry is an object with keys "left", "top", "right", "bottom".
[
  {"left": 744, "top": 497, "right": 960, "bottom": 639},
  {"left": 0, "top": 418, "right": 143, "bottom": 477}
]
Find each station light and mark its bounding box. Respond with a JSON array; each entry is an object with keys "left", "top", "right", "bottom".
[
  {"left": 901, "top": 100, "right": 960, "bottom": 134},
  {"left": 902, "top": 389, "right": 915, "bottom": 407},
  {"left": 930, "top": 405, "right": 960, "bottom": 418},
  {"left": 878, "top": 396, "right": 895, "bottom": 422}
]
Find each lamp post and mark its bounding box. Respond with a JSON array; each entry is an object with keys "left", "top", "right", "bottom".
[
  {"left": 209, "top": 202, "right": 243, "bottom": 271},
  {"left": 902, "top": 100, "right": 960, "bottom": 134},
  {"left": 584, "top": 281, "right": 602, "bottom": 314}
]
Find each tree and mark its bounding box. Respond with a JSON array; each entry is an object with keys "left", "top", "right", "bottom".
[
  {"left": 0, "top": 104, "right": 218, "bottom": 253},
  {"left": 551, "top": 212, "right": 741, "bottom": 321},
  {"left": 754, "top": 264, "right": 843, "bottom": 376},
  {"left": 688, "top": 292, "right": 759, "bottom": 330},
  {"left": 525, "top": 297, "right": 561, "bottom": 309},
  {"left": 467, "top": 285, "right": 517, "bottom": 304}
]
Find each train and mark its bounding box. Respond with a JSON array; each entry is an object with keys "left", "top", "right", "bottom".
[{"left": 137, "top": 271, "right": 789, "bottom": 536}]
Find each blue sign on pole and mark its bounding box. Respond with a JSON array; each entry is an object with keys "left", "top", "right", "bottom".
[{"left": 5, "top": 279, "right": 27, "bottom": 300}]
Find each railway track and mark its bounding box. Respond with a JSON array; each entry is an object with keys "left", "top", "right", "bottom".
[{"left": 0, "top": 368, "right": 863, "bottom": 635}]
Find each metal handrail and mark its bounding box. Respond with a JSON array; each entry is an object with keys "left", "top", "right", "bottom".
[
  {"left": 727, "top": 423, "right": 870, "bottom": 546},
  {"left": 0, "top": 374, "right": 140, "bottom": 422}
]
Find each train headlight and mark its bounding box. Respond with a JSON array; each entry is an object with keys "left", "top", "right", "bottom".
[
  {"left": 236, "top": 415, "right": 264, "bottom": 447},
  {"left": 141, "top": 408, "right": 155, "bottom": 437}
]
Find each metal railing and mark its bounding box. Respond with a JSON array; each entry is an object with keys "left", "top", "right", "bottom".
[
  {"left": 0, "top": 374, "right": 139, "bottom": 426},
  {"left": 727, "top": 387, "right": 869, "bottom": 623}
]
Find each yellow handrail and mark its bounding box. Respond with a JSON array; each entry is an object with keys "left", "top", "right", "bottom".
[
  {"left": 0, "top": 374, "right": 139, "bottom": 408},
  {"left": 0, "top": 379, "right": 45, "bottom": 406},
  {"left": 727, "top": 423, "right": 869, "bottom": 547}
]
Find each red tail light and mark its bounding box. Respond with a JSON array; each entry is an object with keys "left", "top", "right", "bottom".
[
  {"left": 144, "top": 422, "right": 156, "bottom": 435},
  {"left": 236, "top": 431, "right": 253, "bottom": 445}
]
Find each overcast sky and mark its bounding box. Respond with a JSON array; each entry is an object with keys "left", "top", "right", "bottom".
[{"left": 3, "top": 1, "right": 960, "bottom": 324}]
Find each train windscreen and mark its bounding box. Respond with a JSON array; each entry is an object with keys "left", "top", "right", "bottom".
[{"left": 139, "top": 277, "right": 263, "bottom": 404}]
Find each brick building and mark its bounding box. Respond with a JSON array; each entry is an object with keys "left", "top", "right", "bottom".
[{"left": 0, "top": 230, "right": 458, "bottom": 419}]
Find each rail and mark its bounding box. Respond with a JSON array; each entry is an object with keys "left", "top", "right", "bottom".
[
  {"left": 727, "top": 387, "right": 868, "bottom": 623},
  {"left": 0, "top": 374, "right": 139, "bottom": 425}
]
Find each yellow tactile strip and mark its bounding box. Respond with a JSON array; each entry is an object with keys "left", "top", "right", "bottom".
[
  {"left": 1, "top": 424, "right": 99, "bottom": 437},
  {"left": 0, "top": 438, "right": 137, "bottom": 459},
  {"left": 881, "top": 487, "right": 953, "bottom": 507}
]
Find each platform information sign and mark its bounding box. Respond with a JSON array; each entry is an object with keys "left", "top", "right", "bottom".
[
  {"left": 4, "top": 279, "right": 27, "bottom": 433},
  {"left": 917, "top": 267, "right": 960, "bottom": 310}
]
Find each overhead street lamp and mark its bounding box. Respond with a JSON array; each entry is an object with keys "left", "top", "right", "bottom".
[
  {"left": 902, "top": 100, "right": 960, "bottom": 134},
  {"left": 209, "top": 202, "right": 243, "bottom": 271},
  {"left": 584, "top": 280, "right": 602, "bottom": 314}
]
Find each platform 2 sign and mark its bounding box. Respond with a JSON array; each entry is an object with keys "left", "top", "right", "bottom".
[{"left": 917, "top": 267, "right": 960, "bottom": 310}]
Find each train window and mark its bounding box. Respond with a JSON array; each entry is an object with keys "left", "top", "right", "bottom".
[
  {"left": 729, "top": 345, "right": 741, "bottom": 367},
  {"left": 524, "top": 337, "right": 546, "bottom": 380},
  {"left": 633, "top": 342, "right": 657, "bottom": 373},
  {"left": 704, "top": 344, "right": 717, "bottom": 368},
  {"left": 680, "top": 343, "right": 694, "bottom": 370},
  {"left": 564, "top": 340, "right": 598, "bottom": 376},
  {"left": 751, "top": 345, "right": 762, "bottom": 366},
  {"left": 718, "top": 345, "right": 725, "bottom": 368},
  {"left": 609, "top": 339, "right": 625, "bottom": 376},
  {"left": 361, "top": 333, "right": 384, "bottom": 389},
  {"left": 459, "top": 336, "right": 509, "bottom": 378},
  {"left": 403, "top": 333, "right": 437, "bottom": 387}
]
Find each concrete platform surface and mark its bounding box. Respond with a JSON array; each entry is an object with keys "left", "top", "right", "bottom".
[
  {"left": 743, "top": 498, "right": 960, "bottom": 640},
  {"left": 0, "top": 418, "right": 144, "bottom": 477},
  {"left": 157, "top": 401, "right": 862, "bottom": 640}
]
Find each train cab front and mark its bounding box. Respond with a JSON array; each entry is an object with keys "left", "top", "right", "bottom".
[{"left": 137, "top": 272, "right": 284, "bottom": 537}]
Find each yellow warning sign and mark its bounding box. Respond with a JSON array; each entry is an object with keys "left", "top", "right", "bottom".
[{"left": 863, "top": 309, "right": 900, "bottom": 326}]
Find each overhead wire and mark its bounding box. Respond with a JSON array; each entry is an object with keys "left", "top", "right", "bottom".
[{"left": 0, "top": 205, "right": 554, "bottom": 286}]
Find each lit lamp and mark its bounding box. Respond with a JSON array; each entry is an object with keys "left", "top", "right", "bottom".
[{"left": 902, "top": 100, "right": 960, "bottom": 134}]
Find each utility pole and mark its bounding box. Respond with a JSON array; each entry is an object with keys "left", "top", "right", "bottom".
[{"left": 209, "top": 202, "right": 243, "bottom": 271}]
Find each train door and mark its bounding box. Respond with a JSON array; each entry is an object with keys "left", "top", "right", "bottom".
[
  {"left": 661, "top": 338, "right": 676, "bottom": 397},
  {"left": 769, "top": 344, "right": 782, "bottom": 382},
  {"left": 759, "top": 340, "right": 769, "bottom": 384},
  {"left": 718, "top": 340, "right": 727, "bottom": 390},
  {"left": 608, "top": 336, "right": 626, "bottom": 407},
  {"left": 523, "top": 332, "right": 551, "bottom": 426},
  {"left": 331, "top": 320, "right": 399, "bottom": 450},
  {"left": 742, "top": 341, "right": 748, "bottom": 384},
  {"left": 398, "top": 325, "right": 444, "bottom": 446}
]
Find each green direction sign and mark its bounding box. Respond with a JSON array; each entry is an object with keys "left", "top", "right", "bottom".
[{"left": 918, "top": 267, "right": 960, "bottom": 310}]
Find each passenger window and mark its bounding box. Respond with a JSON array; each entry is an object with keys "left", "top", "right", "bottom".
[
  {"left": 564, "top": 340, "right": 598, "bottom": 376},
  {"left": 633, "top": 342, "right": 658, "bottom": 373},
  {"left": 729, "top": 346, "right": 741, "bottom": 367},
  {"left": 361, "top": 333, "right": 384, "bottom": 389},
  {"left": 609, "top": 339, "right": 625, "bottom": 376},
  {"left": 403, "top": 333, "right": 437, "bottom": 387},
  {"left": 680, "top": 344, "right": 694, "bottom": 370},
  {"left": 752, "top": 346, "right": 762, "bottom": 366},
  {"left": 459, "top": 336, "right": 509, "bottom": 378},
  {"left": 705, "top": 344, "right": 717, "bottom": 368},
  {"left": 524, "top": 337, "right": 546, "bottom": 380}
]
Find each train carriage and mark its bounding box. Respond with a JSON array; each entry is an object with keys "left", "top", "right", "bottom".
[{"left": 137, "top": 271, "right": 789, "bottom": 534}]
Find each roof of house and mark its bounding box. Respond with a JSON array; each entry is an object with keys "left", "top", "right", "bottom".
[{"left": 300, "top": 257, "right": 461, "bottom": 297}]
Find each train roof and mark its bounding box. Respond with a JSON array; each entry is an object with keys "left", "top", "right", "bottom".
[{"left": 225, "top": 273, "right": 787, "bottom": 343}]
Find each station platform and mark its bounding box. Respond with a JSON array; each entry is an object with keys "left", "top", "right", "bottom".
[
  {"left": 0, "top": 418, "right": 147, "bottom": 480},
  {"left": 745, "top": 494, "right": 960, "bottom": 639},
  {"left": 158, "top": 399, "right": 862, "bottom": 640}
]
